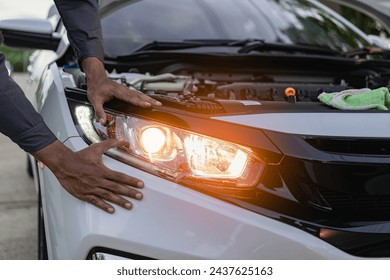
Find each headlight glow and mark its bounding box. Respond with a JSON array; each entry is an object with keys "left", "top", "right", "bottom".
[
  {"left": 183, "top": 135, "right": 248, "bottom": 178},
  {"left": 140, "top": 127, "right": 166, "bottom": 154},
  {"left": 75, "top": 105, "right": 264, "bottom": 188}
]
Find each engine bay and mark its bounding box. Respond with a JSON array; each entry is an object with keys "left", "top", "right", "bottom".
[
  {"left": 62, "top": 58, "right": 390, "bottom": 114},
  {"left": 108, "top": 72, "right": 352, "bottom": 102}
]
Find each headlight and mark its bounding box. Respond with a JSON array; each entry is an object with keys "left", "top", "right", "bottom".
[{"left": 74, "top": 105, "right": 264, "bottom": 189}]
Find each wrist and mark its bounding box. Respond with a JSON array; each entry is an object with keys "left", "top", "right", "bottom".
[
  {"left": 32, "top": 140, "right": 76, "bottom": 174},
  {"left": 81, "top": 57, "right": 107, "bottom": 83}
]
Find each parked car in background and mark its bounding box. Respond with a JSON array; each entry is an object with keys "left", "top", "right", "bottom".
[
  {"left": 1, "top": 0, "right": 390, "bottom": 260},
  {"left": 5, "top": 59, "right": 13, "bottom": 75}
]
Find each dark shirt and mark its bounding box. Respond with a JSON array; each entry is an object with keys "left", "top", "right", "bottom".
[
  {"left": 0, "top": 0, "right": 103, "bottom": 153},
  {"left": 54, "top": 0, "right": 104, "bottom": 64},
  {"left": 0, "top": 52, "right": 57, "bottom": 152}
]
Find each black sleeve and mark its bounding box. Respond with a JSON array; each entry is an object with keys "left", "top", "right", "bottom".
[
  {"left": 54, "top": 0, "right": 104, "bottom": 65},
  {"left": 0, "top": 52, "right": 57, "bottom": 153}
]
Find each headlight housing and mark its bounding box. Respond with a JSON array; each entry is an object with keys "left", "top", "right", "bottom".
[{"left": 74, "top": 104, "right": 264, "bottom": 190}]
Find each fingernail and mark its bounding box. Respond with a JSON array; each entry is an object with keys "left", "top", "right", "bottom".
[
  {"left": 135, "top": 193, "right": 143, "bottom": 200},
  {"left": 108, "top": 207, "right": 115, "bottom": 213},
  {"left": 99, "top": 118, "right": 105, "bottom": 125},
  {"left": 125, "top": 203, "right": 132, "bottom": 210},
  {"left": 137, "top": 181, "right": 144, "bottom": 188},
  {"left": 155, "top": 101, "right": 162, "bottom": 106}
]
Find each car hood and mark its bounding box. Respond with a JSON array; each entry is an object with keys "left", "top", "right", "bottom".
[{"left": 213, "top": 111, "right": 390, "bottom": 138}]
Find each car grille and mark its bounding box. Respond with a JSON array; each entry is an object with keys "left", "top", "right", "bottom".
[
  {"left": 318, "top": 189, "right": 390, "bottom": 217},
  {"left": 305, "top": 138, "right": 390, "bottom": 156}
]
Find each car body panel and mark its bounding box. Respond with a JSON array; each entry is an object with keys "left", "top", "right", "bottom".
[
  {"left": 214, "top": 112, "right": 390, "bottom": 137},
  {"left": 39, "top": 136, "right": 357, "bottom": 260},
  {"left": 38, "top": 64, "right": 80, "bottom": 141},
  {"left": 3, "top": 0, "right": 390, "bottom": 259}
]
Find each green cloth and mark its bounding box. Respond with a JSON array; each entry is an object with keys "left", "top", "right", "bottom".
[{"left": 318, "top": 87, "right": 390, "bottom": 110}]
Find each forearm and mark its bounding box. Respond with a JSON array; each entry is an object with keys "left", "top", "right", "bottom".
[{"left": 0, "top": 53, "right": 56, "bottom": 152}]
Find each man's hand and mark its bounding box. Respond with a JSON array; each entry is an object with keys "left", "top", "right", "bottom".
[
  {"left": 33, "top": 139, "right": 143, "bottom": 214},
  {"left": 82, "top": 57, "right": 162, "bottom": 125}
]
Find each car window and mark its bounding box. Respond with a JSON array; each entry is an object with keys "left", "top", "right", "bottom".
[
  {"left": 101, "top": 0, "right": 370, "bottom": 57},
  {"left": 320, "top": 0, "right": 390, "bottom": 48}
]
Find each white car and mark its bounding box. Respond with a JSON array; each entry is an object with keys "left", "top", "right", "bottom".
[{"left": 1, "top": 0, "right": 390, "bottom": 260}]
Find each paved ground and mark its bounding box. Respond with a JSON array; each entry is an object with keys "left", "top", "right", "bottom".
[{"left": 0, "top": 73, "right": 37, "bottom": 259}]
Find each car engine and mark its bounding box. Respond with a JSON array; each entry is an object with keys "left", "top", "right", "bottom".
[{"left": 63, "top": 62, "right": 390, "bottom": 114}]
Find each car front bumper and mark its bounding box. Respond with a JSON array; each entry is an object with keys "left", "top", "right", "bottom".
[{"left": 37, "top": 136, "right": 371, "bottom": 260}]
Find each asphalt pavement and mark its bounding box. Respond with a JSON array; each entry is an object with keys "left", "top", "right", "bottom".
[{"left": 0, "top": 73, "right": 37, "bottom": 260}]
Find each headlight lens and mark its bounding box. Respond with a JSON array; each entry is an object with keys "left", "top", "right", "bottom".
[{"left": 75, "top": 105, "right": 264, "bottom": 189}]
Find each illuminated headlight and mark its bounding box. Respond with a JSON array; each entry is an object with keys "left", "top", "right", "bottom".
[{"left": 74, "top": 105, "right": 264, "bottom": 188}]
